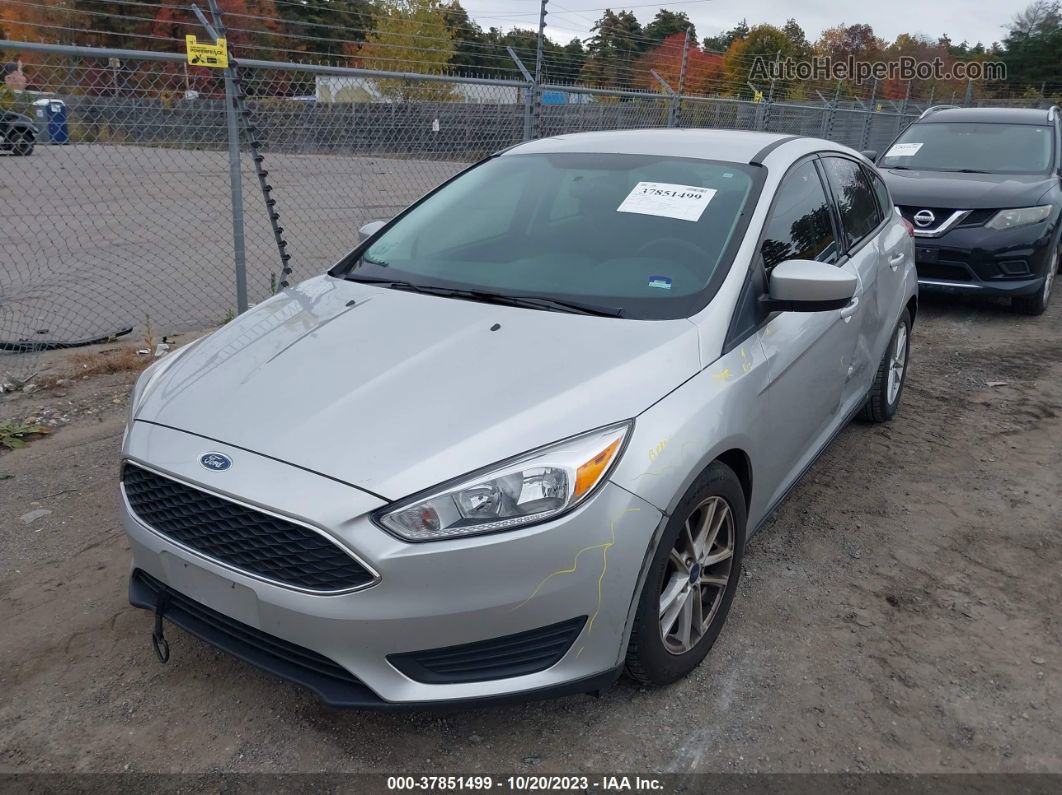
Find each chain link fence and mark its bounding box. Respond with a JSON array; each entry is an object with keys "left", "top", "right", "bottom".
[{"left": 0, "top": 38, "right": 1032, "bottom": 385}]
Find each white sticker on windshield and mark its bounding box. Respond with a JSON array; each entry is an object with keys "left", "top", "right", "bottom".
[
  {"left": 886, "top": 142, "right": 924, "bottom": 157},
  {"left": 617, "top": 182, "right": 717, "bottom": 222}
]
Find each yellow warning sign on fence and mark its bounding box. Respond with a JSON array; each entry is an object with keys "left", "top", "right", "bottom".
[{"left": 185, "top": 35, "right": 228, "bottom": 69}]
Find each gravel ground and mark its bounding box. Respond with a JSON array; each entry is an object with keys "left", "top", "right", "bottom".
[{"left": 0, "top": 293, "right": 1059, "bottom": 776}]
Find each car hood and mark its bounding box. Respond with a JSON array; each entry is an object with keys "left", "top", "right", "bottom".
[
  {"left": 882, "top": 168, "right": 1056, "bottom": 209},
  {"left": 135, "top": 276, "right": 701, "bottom": 500}
]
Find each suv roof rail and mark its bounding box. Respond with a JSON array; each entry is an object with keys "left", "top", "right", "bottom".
[{"left": 918, "top": 104, "right": 961, "bottom": 120}]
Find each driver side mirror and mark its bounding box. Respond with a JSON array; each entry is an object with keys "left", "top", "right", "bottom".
[
  {"left": 860, "top": 149, "right": 878, "bottom": 163},
  {"left": 358, "top": 220, "right": 386, "bottom": 242},
  {"left": 762, "top": 259, "right": 857, "bottom": 313}
]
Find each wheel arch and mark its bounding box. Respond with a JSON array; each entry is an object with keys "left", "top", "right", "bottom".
[{"left": 713, "top": 448, "right": 752, "bottom": 514}]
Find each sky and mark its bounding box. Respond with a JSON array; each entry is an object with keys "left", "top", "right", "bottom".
[{"left": 460, "top": 0, "right": 1020, "bottom": 50}]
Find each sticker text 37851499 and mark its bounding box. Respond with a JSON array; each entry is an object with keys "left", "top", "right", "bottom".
[{"left": 616, "top": 182, "right": 718, "bottom": 223}]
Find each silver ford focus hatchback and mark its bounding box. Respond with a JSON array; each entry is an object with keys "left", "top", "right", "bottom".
[{"left": 121, "top": 129, "right": 917, "bottom": 706}]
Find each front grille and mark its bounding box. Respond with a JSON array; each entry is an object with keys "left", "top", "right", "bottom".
[
  {"left": 958, "top": 208, "right": 996, "bottom": 228},
  {"left": 122, "top": 464, "right": 374, "bottom": 592},
  {"left": 389, "top": 616, "right": 586, "bottom": 684},
  {"left": 130, "top": 570, "right": 383, "bottom": 707},
  {"left": 899, "top": 206, "right": 995, "bottom": 231}
]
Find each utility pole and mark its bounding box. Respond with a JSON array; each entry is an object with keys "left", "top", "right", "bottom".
[{"left": 532, "top": 0, "right": 548, "bottom": 139}]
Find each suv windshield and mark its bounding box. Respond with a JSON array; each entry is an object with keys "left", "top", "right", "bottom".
[
  {"left": 879, "top": 122, "right": 1054, "bottom": 174},
  {"left": 337, "top": 152, "right": 759, "bottom": 320}
]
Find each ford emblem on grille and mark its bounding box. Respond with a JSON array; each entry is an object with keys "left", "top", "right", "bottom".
[
  {"left": 913, "top": 209, "right": 936, "bottom": 228},
  {"left": 199, "top": 452, "right": 232, "bottom": 471}
]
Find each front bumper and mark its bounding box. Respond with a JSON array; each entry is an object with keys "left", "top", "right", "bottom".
[
  {"left": 121, "top": 421, "right": 663, "bottom": 706},
  {"left": 914, "top": 222, "right": 1055, "bottom": 297}
]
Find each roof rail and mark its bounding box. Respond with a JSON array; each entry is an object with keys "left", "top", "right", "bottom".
[
  {"left": 1049, "top": 105, "right": 1060, "bottom": 121},
  {"left": 918, "top": 104, "right": 961, "bottom": 120}
]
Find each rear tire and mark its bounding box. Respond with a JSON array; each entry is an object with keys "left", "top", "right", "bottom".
[
  {"left": 9, "top": 131, "right": 35, "bottom": 157},
  {"left": 859, "top": 308, "right": 911, "bottom": 423},
  {"left": 625, "top": 461, "right": 746, "bottom": 687},
  {"left": 1012, "top": 248, "right": 1056, "bottom": 316}
]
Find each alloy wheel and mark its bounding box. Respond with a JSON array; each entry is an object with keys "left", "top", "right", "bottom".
[
  {"left": 658, "top": 496, "right": 736, "bottom": 655},
  {"left": 887, "top": 323, "right": 908, "bottom": 405}
]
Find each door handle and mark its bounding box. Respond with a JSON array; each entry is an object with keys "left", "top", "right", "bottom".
[
  {"left": 888, "top": 251, "right": 905, "bottom": 271},
  {"left": 840, "top": 296, "right": 860, "bottom": 321}
]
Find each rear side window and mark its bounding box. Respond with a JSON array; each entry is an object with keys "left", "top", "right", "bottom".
[
  {"left": 822, "top": 157, "right": 881, "bottom": 248},
  {"left": 869, "top": 170, "right": 892, "bottom": 221},
  {"left": 760, "top": 160, "right": 838, "bottom": 270}
]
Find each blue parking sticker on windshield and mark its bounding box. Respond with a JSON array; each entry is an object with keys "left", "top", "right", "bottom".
[{"left": 648, "top": 276, "right": 672, "bottom": 290}]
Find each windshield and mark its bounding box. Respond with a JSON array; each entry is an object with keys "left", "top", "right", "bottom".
[
  {"left": 337, "top": 152, "right": 759, "bottom": 320},
  {"left": 879, "top": 122, "right": 1054, "bottom": 174}
]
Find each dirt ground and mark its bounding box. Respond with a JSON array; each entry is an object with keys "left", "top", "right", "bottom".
[{"left": 0, "top": 293, "right": 1059, "bottom": 776}]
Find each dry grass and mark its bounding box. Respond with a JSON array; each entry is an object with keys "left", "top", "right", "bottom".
[
  {"left": 21, "top": 345, "right": 156, "bottom": 392},
  {"left": 64, "top": 345, "right": 154, "bottom": 378}
]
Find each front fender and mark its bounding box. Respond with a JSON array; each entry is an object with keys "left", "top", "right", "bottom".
[{"left": 610, "top": 337, "right": 771, "bottom": 529}]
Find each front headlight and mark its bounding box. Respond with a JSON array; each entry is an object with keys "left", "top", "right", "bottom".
[
  {"left": 375, "top": 421, "right": 632, "bottom": 542},
  {"left": 986, "top": 205, "right": 1052, "bottom": 230}
]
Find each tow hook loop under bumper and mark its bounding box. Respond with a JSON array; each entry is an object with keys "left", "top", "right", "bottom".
[{"left": 151, "top": 590, "right": 171, "bottom": 664}]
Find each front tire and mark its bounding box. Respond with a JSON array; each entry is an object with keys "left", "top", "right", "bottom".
[
  {"left": 1012, "top": 248, "right": 1057, "bottom": 316},
  {"left": 860, "top": 308, "right": 911, "bottom": 423},
  {"left": 625, "top": 462, "right": 746, "bottom": 686}
]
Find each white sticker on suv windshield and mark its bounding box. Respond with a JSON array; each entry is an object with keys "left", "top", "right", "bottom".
[
  {"left": 886, "top": 142, "right": 924, "bottom": 157},
  {"left": 617, "top": 182, "right": 717, "bottom": 222}
]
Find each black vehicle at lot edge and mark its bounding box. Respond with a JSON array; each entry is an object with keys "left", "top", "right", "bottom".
[
  {"left": 0, "top": 110, "right": 37, "bottom": 156},
  {"left": 873, "top": 105, "right": 1062, "bottom": 315}
]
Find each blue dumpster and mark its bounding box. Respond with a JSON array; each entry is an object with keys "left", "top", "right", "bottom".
[{"left": 32, "top": 98, "right": 69, "bottom": 144}]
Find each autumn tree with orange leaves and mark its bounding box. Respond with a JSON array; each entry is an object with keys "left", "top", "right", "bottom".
[{"left": 635, "top": 32, "right": 725, "bottom": 96}]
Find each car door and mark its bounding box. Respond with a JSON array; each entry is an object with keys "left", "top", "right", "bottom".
[
  {"left": 749, "top": 157, "right": 864, "bottom": 511},
  {"left": 820, "top": 156, "right": 889, "bottom": 413},
  {"left": 866, "top": 166, "right": 912, "bottom": 349}
]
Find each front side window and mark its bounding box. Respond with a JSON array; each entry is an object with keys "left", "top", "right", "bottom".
[
  {"left": 878, "top": 122, "right": 1054, "bottom": 174},
  {"left": 759, "top": 160, "right": 838, "bottom": 270},
  {"left": 341, "top": 153, "right": 759, "bottom": 320},
  {"left": 822, "top": 157, "right": 881, "bottom": 248}
]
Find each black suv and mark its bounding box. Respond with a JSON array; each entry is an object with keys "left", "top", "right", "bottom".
[
  {"left": 875, "top": 106, "right": 1061, "bottom": 315},
  {"left": 0, "top": 110, "right": 37, "bottom": 156}
]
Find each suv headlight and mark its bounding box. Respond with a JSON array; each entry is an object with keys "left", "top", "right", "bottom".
[
  {"left": 375, "top": 421, "right": 632, "bottom": 542},
  {"left": 986, "top": 205, "right": 1052, "bottom": 230}
]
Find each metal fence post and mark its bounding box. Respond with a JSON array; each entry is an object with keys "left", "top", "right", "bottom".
[
  {"left": 532, "top": 0, "right": 548, "bottom": 139},
  {"left": 860, "top": 78, "right": 878, "bottom": 151},
  {"left": 199, "top": 0, "right": 247, "bottom": 314},
  {"left": 896, "top": 80, "right": 911, "bottom": 135},
  {"left": 506, "top": 47, "right": 534, "bottom": 141},
  {"left": 669, "top": 29, "right": 690, "bottom": 129}
]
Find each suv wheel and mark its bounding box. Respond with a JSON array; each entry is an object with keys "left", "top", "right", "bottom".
[
  {"left": 860, "top": 309, "right": 911, "bottom": 423},
  {"left": 1013, "top": 248, "right": 1057, "bottom": 316},
  {"left": 625, "top": 461, "right": 746, "bottom": 686},
  {"left": 9, "top": 130, "right": 35, "bottom": 156}
]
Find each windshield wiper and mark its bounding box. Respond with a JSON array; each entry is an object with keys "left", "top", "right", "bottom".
[
  {"left": 933, "top": 168, "right": 990, "bottom": 174},
  {"left": 502, "top": 294, "right": 623, "bottom": 317},
  {"left": 344, "top": 275, "right": 622, "bottom": 317}
]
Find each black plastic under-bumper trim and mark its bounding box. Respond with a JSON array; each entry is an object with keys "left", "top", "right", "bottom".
[{"left": 128, "top": 571, "right": 621, "bottom": 709}]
